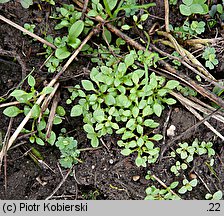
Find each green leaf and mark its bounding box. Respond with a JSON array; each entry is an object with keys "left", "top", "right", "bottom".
[
  {"left": 91, "top": 136, "right": 99, "bottom": 147},
  {"left": 132, "top": 73, "right": 139, "bottom": 85},
  {"left": 132, "top": 106, "right": 139, "bottom": 118},
  {"left": 126, "top": 118, "right": 136, "bottom": 128},
  {"left": 3, "top": 106, "right": 22, "bottom": 117},
  {"left": 122, "top": 131, "right": 135, "bottom": 140},
  {"left": 81, "top": 80, "right": 95, "bottom": 91},
  {"left": 121, "top": 148, "right": 132, "bottom": 156},
  {"left": 47, "top": 131, "right": 56, "bottom": 145},
  {"left": 165, "top": 98, "right": 176, "bottom": 105},
  {"left": 165, "top": 80, "right": 179, "bottom": 89},
  {"left": 55, "top": 47, "right": 71, "bottom": 60},
  {"left": 116, "top": 94, "right": 132, "bottom": 108},
  {"left": 121, "top": 25, "right": 131, "bottom": 30},
  {"left": 20, "top": 0, "right": 33, "bottom": 8},
  {"left": 10, "top": 89, "right": 27, "bottom": 97},
  {"left": 179, "top": 5, "right": 191, "bottom": 16},
  {"left": 71, "top": 105, "right": 83, "bottom": 117},
  {"left": 135, "top": 156, "right": 146, "bottom": 167},
  {"left": 190, "top": 179, "right": 198, "bottom": 187},
  {"left": 103, "top": 28, "right": 112, "bottom": 44},
  {"left": 36, "top": 137, "right": 45, "bottom": 146},
  {"left": 125, "top": 53, "right": 135, "bottom": 67},
  {"left": 93, "top": 109, "right": 105, "bottom": 122},
  {"left": 183, "top": 0, "right": 193, "bottom": 6},
  {"left": 170, "top": 181, "right": 179, "bottom": 189},
  {"left": 142, "top": 106, "right": 153, "bottom": 117},
  {"left": 150, "top": 134, "right": 163, "bottom": 141},
  {"left": 41, "top": 86, "right": 54, "bottom": 95},
  {"left": 213, "top": 190, "right": 223, "bottom": 200},
  {"left": 144, "top": 119, "right": 159, "bottom": 128},
  {"left": 53, "top": 116, "right": 62, "bottom": 125},
  {"left": 190, "top": 4, "right": 204, "bottom": 14},
  {"left": 56, "top": 106, "right": 66, "bottom": 116},
  {"left": 68, "top": 20, "right": 84, "bottom": 38},
  {"left": 31, "top": 104, "right": 40, "bottom": 119},
  {"left": 83, "top": 124, "right": 95, "bottom": 134},
  {"left": 67, "top": 38, "right": 81, "bottom": 49},
  {"left": 153, "top": 103, "right": 163, "bottom": 117},
  {"left": 28, "top": 75, "right": 35, "bottom": 87},
  {"left": 178, "top": 186, "right": 187, "bottom": 194},
  {"left": 87, "top": 10, "right": 98, "bottom": 17},
  {"left": 105, "top": 94, "right": 116, "bottom": 105}
]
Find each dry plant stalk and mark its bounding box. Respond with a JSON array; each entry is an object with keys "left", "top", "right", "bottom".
[
  {"left": 0, "top": 24, "right": 101, "bottom": 165},
  {"left": 0, "top": 15, "right": 56, "bottom": 49}
]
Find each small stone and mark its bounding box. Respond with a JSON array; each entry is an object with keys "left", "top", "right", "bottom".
[
  {"left": 167, "top": 125, "right": 176, "bottom": 137},
  {"left": 91, "top": 165, "right": 95, "bottom": 170},
  {"left": 109, "top": 159, "right": 114, "bottom": 164},
  {"left": 132, "top": 175, "right": 140, "bottom": 181},
  {"left": 189, "top": 173, "right": 197, "bottom": 179}
]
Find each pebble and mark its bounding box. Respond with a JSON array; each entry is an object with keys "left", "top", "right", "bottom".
[{"left": 167, "top": 125, "right": 176, "bottom": 137}]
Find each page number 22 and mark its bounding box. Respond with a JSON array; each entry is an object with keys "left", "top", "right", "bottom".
[{"left": 207, "top": 203, "right": 221, "bottom": 212}]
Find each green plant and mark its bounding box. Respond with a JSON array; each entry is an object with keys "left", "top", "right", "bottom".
[
  {"left": 43, "top": 4, "right": 94, "bottom": 72},
  {"left": 169, "top": 0, "right": 178, "bottom": 5},
  {"left": 69, "top": 50, "right": 179, "bottom": 167},
  {"left": 171, "top": 51, "right": 182, "bottom": 68},
  {"left": 170, "top": 161, "right": 188, "bottom": 176},
  {"left": 205, "top": 190, "right": 223, "bottom": 200},
  {"left": 176, "top": 85, "right": 197, "bottom": 97},
  {"left": 171, "top": 20, "right": 205, "bottom": 40},
  {"left": 23, "top": 23, "right": 36, "bottom": 34},
  {"left": 192, "top": 138, "right": 215, "bottom": 157},
  {"left": 41, "top": 0, "right": 55, "bottom": 5},
  {"left": 202, "top": 47, "right": 219, "bottom": 70},
  {"left": 121, "top": 13, "right": 149, "bottom": 30},
  {"left": 179, "top": 0, "right": 209, "bottom": 16},
  {"left": 172, "top": 139, "right": 215, "bottom": 164},
  {"left": 178, "top": 178, "right": 198, "bottom": 194},
  {"left": 209, "top": 3, "right": 224, "bottom": 21},
  {"left": 55, "top": 136, "right": 80, "bottom": 168},
  {"left": 190, "top": 21, "right": 205, "bottom": 34},
  {"left": 176, "top": 142, "right": 196, "bottom": 163},
  {"left": 2, "top": 74, "right": 65, "bottom": 146},
  {"left": 87, "top": 0, "right": 156, "bottom": 19},
  {"left": 0, "top": 0, "right": 33, "bottom": 8},
  {"left": 145, "top": 182, "right": 181, "bottom": 200}
]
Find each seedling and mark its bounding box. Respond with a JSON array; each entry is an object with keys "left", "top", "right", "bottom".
[
  {"left": 202, "top": 47, "right": 219, "bottom": 70},
  {"left": 178, "top": 178, "right": 198, "bottom": 194},
  {"left": 170, "top": 161, "right": 188, "bottom": 176},
  {"left": 23, "top": 23, "right": 36, "bottom": 34},
  {"left": 145, "top": 182, "right": 181, "bottom": 200},
  {"left": 69, "top": 50, "right": 179, "bottom": 167},
  {"left": 205, "top": 190, "right": 223, "bottom": 200},
  {"left": 3, "top": 75, "right": 65, "bottom": 146},
  {"left": 55, "top": 136, "right": 80, "bottom": 168},
  {"left": 209, "top": 4, "right": 224, "bottom": 21},
  {"left": 179, "top": 0, "right": 209, "bottom": 16}
]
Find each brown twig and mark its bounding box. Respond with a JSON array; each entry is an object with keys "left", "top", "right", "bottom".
[
  {"left": 0, "top": 15, "right": 56, "bottom": 49},
  {"left": 45, "top": 166, "right": 74, "bottom": 200},
  {"left": 164, "top": 0, "right": 170, "bottom": 32},
  {"left": 81, "top": 0, "right": 90, "bottom": 20},
  {"left": 0, "top": 24, "right": 101, "bottom": 164},
  {"left": 152, "top": 174, "right": 180, "bottom": 198},
  {"left": 46, "top": 90, "right": 60, "bottom": 139},
  {"left": 0, "top": 48, "right": 27, "bottom": 79},
  {"left": 159, "top": 108, "right": 221, "bottom": 161},
  {"left": 74, "top": 0, "right": 224, "bottom": 109}
]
